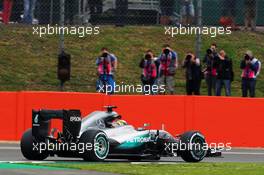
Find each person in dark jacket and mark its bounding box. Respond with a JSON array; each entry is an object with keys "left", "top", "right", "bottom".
[
  {"left": 203, "top": 48, "right": 217, "bottom": 96},
  {"left": 139, "top": 50, "right": 157, "bottom": 95},
  {"left": 214, "top": 50, "right": 234, "bottom": 96},
  {"left": 115, "top": 0, "right": 128, "bottom": 26},
  {"left": 183, "top": 52, "right": 202, "bottom": 95},
  {"left": 65, "top": 0, "right": 78, "bottom": 24}
]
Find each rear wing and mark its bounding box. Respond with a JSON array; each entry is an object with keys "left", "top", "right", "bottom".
[{"left": 32, "top": 109, "right": 81, "bottom": 141}]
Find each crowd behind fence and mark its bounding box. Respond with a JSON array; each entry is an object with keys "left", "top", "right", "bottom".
[{"left": 0, "top": 0, "right": 263, "bottom": 28}]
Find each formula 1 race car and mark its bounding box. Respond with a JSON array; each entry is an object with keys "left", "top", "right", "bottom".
[{"left": 21, "top": 106, "right": 218, "bottom": 162}]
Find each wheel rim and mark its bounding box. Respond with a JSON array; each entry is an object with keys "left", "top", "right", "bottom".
[
  {"left": 191, "top": 136, "right": 206, "bottom": 158},
  {"left": 94, "top": 134, "right": 109, "bottom": 159}
]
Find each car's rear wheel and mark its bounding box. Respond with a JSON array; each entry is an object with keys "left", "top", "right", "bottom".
[
  {"left": 79, "top": 130, "right": 109, "bottom": 161},
  {"left": 179, "top": 131, "right": 207, "bottom": 162},
  {"left": 20, "top": 129, "right": 49, "bottom": 160}
]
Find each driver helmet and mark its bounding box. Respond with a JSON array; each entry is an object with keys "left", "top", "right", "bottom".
[{"left": 112, "top": 120, "right": 127, "bottom": 127}]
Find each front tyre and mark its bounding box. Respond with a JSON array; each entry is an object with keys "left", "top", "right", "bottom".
[
  {"left": 79, "top": 130, "right": 109, "bottom": 161},
  {"left": 179, "top": 131, "right": 207, "bottom": 162},
  {"left": 20, "top": 129, "right": 48, "bottom": 160}
]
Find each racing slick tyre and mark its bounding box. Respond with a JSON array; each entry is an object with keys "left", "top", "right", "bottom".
[
  {"left": 179, "top": 131, "right": 207, "bottom": 162},
  {"left": 79, "top": 130, "right": 109, "bottom": 161},
  {"left": 20, "top": 129, "right": 49, "bottom": 160}
]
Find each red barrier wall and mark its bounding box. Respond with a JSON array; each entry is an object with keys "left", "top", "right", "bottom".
[{"left": 0, "top": 91, "right": 263, "bottom": 147}]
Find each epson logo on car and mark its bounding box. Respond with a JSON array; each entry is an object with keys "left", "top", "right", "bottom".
[{"left": 70, "top": 116, "right": 81, "bottom": 122}]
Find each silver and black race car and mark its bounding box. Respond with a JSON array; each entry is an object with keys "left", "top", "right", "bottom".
[{"left": 21, "top": 106, "right": 218, "bottom": 162}]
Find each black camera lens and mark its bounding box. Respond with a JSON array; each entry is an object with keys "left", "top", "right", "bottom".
[
  {"left": 245, "top": 54, "right": 250, "bottom": 60},
  {"left": 207, "top": 49, "right": 213, "bottom": 55},
  {"left": 163, "top": 49, "right": 170, "bottom": 55},
  {"left": 186, "top": 54, "right": 192, "bottom": 60},
  {"left": 102, "top": 53, "right": 108, "bottom": 58},
  {"left": 145, "top": 54, "right": 152, "bottom": 59}
]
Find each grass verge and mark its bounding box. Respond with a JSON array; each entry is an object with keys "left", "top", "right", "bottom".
[{"left": 31, "top": 162, "right": 264, "bottom": 175}]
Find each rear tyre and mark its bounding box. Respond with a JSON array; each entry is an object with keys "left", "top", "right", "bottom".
[
  {"left": 20, "top": 129, "right": 49, "bottom": 160},
  {"left": 79, "top": 130, "right": 109, "bottom": 161},
  {"left": 179, "top": 131, "right": 207, "bottom": 162}
]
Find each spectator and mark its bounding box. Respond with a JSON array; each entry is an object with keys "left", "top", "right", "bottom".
[
  {"left": 210, "top": 43, "right": 218, "bottom": 57},
  {"left": 88, "top": 0, "right": 103, "bottom": 20},
  {"left": 160, "top": 0, "right": 175, "bottom": 16},
  {"left": 139, "top": 50, "right": 157, "bottom": 95},
  {"left": 180, "top": 0, "right": 195, "bottom": 25},
  {"left": 96, "top": 48, "right": 118, "bottom": 94},
  {"left": 157, "top": 44, "right": 178, "bottom": 94},
  {"left": 240, "top": 50, "right": 261, "bottom": 97},
  {"left": 215, "top": 50, "right": 234, "bottom": 96},
  {"left": 203, "top": 48, "right": 217, "bottom": 96},
  {"left": 222, "top": 0, "right": 237, "bottom": 29},
  {"left": 11, "top": 0, "right": 24, "bottom": 22},
  {"left": 183, "top": 52, "right": 202, "bottom": 95},
  {"left": 115, "top": 0, "right": 128, "bottom": 27},
  {"left": 23, "top": 0, "right": 37, "bottom": 24},
  {"left": 244, "top": 0, "right": 257, "bottom": 31},
  {"left": 88, "top": 0, "right": 102, "bottom": 14},
  {"left": 65, "top": 0, "right": 78, "bottom": 24}
]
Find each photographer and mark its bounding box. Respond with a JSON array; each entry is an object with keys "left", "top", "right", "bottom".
[
  {"left": 139, "top": 50, "right": 157, "bottom": 95},
  {"left": 210, "top": 43, "right": 218, "bottom": 57},
  {"left": 215, "top": 50, "right": 234, "bottom": 96},
  {"left": 183, "top": 52, "right": 202, "bottom": 95},
  {"left": 240, "top": 51, "right": 261, "bottom": 97},
  {"left": 203, "top": 48, "right": 217, "bottom": 96},
  {"left": 157, "top": 44, "right": 178, "bottom": 94},
  {"left": 96, "top": 48, "right": 118, "bottom": 94}
]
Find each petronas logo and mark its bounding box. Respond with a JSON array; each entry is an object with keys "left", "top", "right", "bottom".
[{"left": 34, "top": 114, "right": 39, "bottom": 123}]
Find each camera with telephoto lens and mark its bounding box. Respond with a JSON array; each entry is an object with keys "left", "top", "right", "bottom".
[
  {"left": 102, "top": 52, "right": 108, "bottom": 58},
  {"left": 244, "top": 54, "right": 251, "bottom": 61},
  {"left": 207, "top": 49, "right": 213, "bottom": 55},
  {"left": 186, "top": 54, "right": 192, "bottom": 61},
  {"left": 145, "top": 54, "right": 152, "bottom": 60},
  {"left": 163, "top": 49, "right": 170, "bottom": 55}
]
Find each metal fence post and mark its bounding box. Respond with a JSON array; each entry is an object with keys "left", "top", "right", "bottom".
[
  {"left": 59, "top": 0, "right": 65, "bottom": 53},
  {"left": 195, "top": 0, "right": 202, "bottom": 59}
]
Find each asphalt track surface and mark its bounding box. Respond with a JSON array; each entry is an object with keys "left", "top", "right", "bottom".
[{"left": 0, "top": 143, "right": 264, "bottom": 175}]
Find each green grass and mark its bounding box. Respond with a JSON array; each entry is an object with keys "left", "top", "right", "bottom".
[
  {"left": 0, "top": 25, "right": 264, "bottom": 96},
  {"left": 32, "top": 162, "right": 264, "bottom": 175}
]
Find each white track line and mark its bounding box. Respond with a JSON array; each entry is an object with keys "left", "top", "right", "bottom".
[
  {"left": 223, "top": 152, "right": 264, "bottom": 155},
  {"left": 0, "top": 147, "right": 20, "bottom": 150}
]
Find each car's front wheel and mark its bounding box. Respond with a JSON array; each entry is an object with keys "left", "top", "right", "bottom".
[
  {"left": 79, "top": 130, "right": 109, "bottom": 161},
  {"left": 179, "top": 131, "right": 207, "bottom": 162}
]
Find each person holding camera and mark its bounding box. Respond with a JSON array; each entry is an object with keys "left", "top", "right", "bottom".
[
  {"left": 215, "top": 50, "right": 234, "bottom": 96},
  {"left": 157, "top": 44, "right": 178, "bottom": 94},
  {"left": 139, "top": 50, "right": 157, "bottom": 95},
  {"left": 203, "top": 48, "right": 217, "bottom": 96},
  {"left": 96, "top": 47, "right": 118, "bottom": 94},
  {"left": 183, "top": 52, "right": 202, "bottom": 95},
  {"left": 240, "top": 50, "right": 261, "bottom": 97}
]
